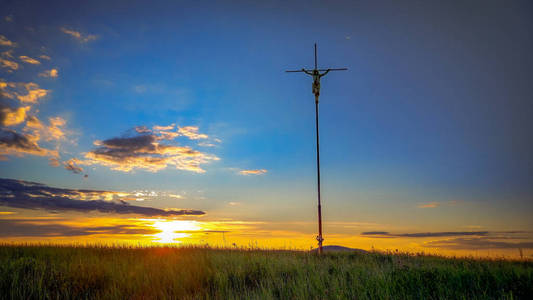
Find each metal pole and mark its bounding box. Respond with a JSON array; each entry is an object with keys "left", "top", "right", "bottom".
[{"left": 315, "top": 94, "right": 323, "bottom": 255}]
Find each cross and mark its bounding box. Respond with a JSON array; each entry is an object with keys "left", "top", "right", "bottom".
[{"left": 286, "top": 43, "right": 347, "bottom": 255}]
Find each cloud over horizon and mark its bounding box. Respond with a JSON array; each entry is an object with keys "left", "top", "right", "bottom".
[
  {"left": 361, "top": 231, "right": 490, "bottom": 238},
  {"left": 0, "top": 219, "right": 158, "bottom": 237},
  {"left": 0, "top": 178, "right": 206, "bottom": 217},
  {"left": 424, "top": 236, "right": 533, "bottom": 250}
]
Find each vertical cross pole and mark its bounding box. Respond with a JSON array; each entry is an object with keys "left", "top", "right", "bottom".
[
  {"left": 315, "top": 80, "right": 323, "bottom": 255},
  {"left": 313, "top": 44, "right": 324, "bottom": 255},
  {"left": 285, "top": 44, "right": 347, "bottom": 255}
]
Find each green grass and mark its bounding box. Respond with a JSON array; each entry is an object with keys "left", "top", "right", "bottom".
[{"left": 0, "top": 245, "right": 532, "bottom": 299}]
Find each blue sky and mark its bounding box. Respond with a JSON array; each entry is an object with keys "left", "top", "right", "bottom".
[{"left": 0, "top": 0, "right": 532, "bottom": 255}]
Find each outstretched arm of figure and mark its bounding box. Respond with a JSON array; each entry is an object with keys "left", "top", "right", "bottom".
[
  {"left": 303, "top": 69, "right": 314, "bottom": 76},
  {"left": 319, "top": 69, "right": 330, "bottom": 77}
]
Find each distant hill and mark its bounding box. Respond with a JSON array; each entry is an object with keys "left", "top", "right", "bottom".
[{"left": 311, "top": 245, "right": 368, "bottom": 254}]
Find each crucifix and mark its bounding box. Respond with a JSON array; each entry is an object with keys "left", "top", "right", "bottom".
[{"left": 286, "top": 43, "right": 347, "bottom": 254}]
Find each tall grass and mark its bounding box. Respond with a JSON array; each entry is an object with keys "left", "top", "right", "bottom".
[{"left": 0, "top": 244, "right": 531, "bottom": 299}]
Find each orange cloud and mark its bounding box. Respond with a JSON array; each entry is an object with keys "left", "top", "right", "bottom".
[
  {"left": 19, "top": 56, "right": 40, "bottom": 65},
  {"left": 23, "top": 116, "right": 68, "bottom": 142},
  {"left": 178, "top": 126, "right": 208, "bottom": 140},
  {"left": 0, "top": 81, "right": 49, "bottom": 104},
  {"left": 63, "top": 158, "right": 84, "bottom": 174},
  {"left": 49, "top": 157, "right": 61, "bottom": 167},
  {"left": 39, "top": 68, "right": 58, "bottom": 78},
  {"left": 417, "top": 202, "right": 440, "bottom": 208},
  {"left": 0, "top": 35, "right": 16, "bottom": 47},
  {"left": 46, "top": 117, "right": 66, "bottom": 141},
  {"left": 60, "top": 27, "right": 98, "bottom": 43},
  {"left": 39, "top": 55, "right": 51, "bottom": 60},
  {"left": 153, "top": 124, "right": 175, "bottom": 131},
  {"left": 239, "top": 169, "right": 267, "bottom": 175},
  {"left": 18, "top": 83, "right": 49, "bottom": 103},
  {"left": 0, "top": 105, "right": 30, "bottom": 126},
  {"left": 24, "top": 115, "right": 44, "bottom": 129},
  {"left": 0, "top": 58, "right": 18, "bottom": 70}
]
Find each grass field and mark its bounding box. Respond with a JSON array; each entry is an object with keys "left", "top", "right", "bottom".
[{"left": 0, "top": 245, "right": 532, "bottom": 299}]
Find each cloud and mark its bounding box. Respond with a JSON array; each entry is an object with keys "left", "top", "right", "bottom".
[
  {"left": 417, "top": 200, "right": 460, "bottom": 208},
  {"left": 361, "top": 231, "right": 489, "bottom": 238},
  {"left": 134, "top": 126, "right": 151, "bottom": 134},
  {"left": 48, "top": 157, "right": 61, "bottom": 167},
  {"left": 417, "top": 202, "right": 440, "bottom": 208},
  {"left": 82, "top": 130, "right": 219, "bottom": 173},
  {"left": 153, "top": 124, "right": 174, "bottom": 131},
  {"left": 17, "top": 83, "right": 49, "bottom": 103},
  {"left": 178, "top": 126, "right": 208, "bottom": 140},
  {"left": 0, "top": 114, "right": 68, "bottom": 160},
  {"left": 0, "top": 58, "right": 18, "bottom": 70},
  {"left": 63, "top": 158, "right": 83, "bottom": 174},
  {"left": 361, "top": 231, "right": 389, "bottom": 235},
  {"left": 149, "top": 124, "right": 211, "bottom": 141},
  {"left": 0, "top": 104, "right": 30, "bottom": 126},
  {"left": 0, "top": 128, "right": 57, "bottom": 159},
  {"left": 0, "top": 35, "right": 16, "bottom": 47},
  {"left": 23, "top": 116, "right": 68, "bottom": 142},
  {"left": 19, "top": 56, "right": 40, "bottom": 65},
  {"left": 46, "top": 117, "right": 66, "bottom": 140},
  {"left": 0, "top": 219, "right": 158, "bottom": 237},
  {"left": 0, "top": 178, "right": 206, "bottom": 217},
  {"left": 60, "top": 27, "right": 98, "bottom": 43},
  {"left": 198, "top": 142, "right": 216, "bottom": 147},
  {"left": 239, "top": 169, "right": 267, "bottom": 175},
  {"left": 424, "top": 237, "right": 533, "bottom": 250},
  {"left": 4, "top": 15, "right": 14, "bottom": 22},
  {"left": 39, "top": 55, "right": 51, "bottom": 60},
  {"left": 0, "top": 81, "right": 49, "bottom": 103},
  {"left": 39, "top": 68, "right": 58, "bottom": 78}
]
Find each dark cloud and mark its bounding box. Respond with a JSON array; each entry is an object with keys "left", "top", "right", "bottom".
[
  {"left": 0, "top": 178, "right": 205, "bottom": 217},
  {"left": 63, "top": 158, "right": 83, "bottom": 174},
  {"left": 82, "top": 131, "right": 218, "bottom": 172},
  {"left": 361, "top": 231, "right": 489, "bottom": 238},
  {"left": 362, "top": 231, "right": 389, "bottom": 235},
  {"left": 361, "top": 230, "right": 533, "bottom": 249},
  {"left": 0, "top": 219, "right": 158, "bottom": 237},
  {"left": 424, "top": 237, "right": 533, "bottom": 250},
  {"left": 0, "top": 128, "right": 54, "bottom": 158}
]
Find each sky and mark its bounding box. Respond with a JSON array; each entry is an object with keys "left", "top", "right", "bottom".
[{"left": 1, "top": 0, "right": 532, "bottom": 258}]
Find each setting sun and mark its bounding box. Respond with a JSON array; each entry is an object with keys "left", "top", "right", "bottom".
[{"left": 148, "top": 219, "right": 201, "bottom": 244}]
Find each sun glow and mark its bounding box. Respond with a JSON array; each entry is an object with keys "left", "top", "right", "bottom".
[{"left": 148, "top": 219, "right": 201, "bottom": 244}]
